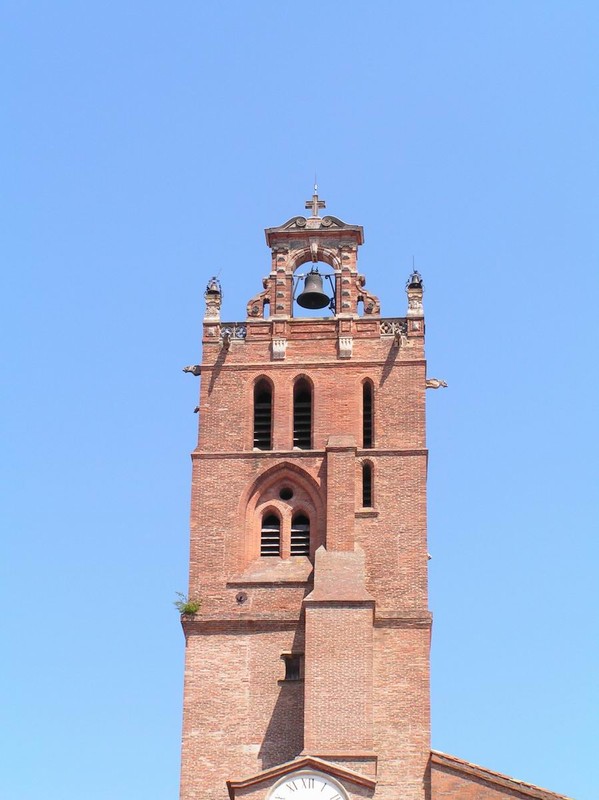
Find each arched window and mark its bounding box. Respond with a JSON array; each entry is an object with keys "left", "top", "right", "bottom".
[
  {"left": 362, "top": 462, "right": 373, "bottom": 508},
  {"left": 290, "top": 513, "right": 310, "bottom": 556},
  {"left": 260, "top": 514, "right": 281, "bottom": 556},
  {"left": 362, "top": 381, "right": 373, "bottom": 448},
  {"left": 293, "top": 379, "right": 312, "bottom": 450},
  {"left": 254, "top": 380, "right": 272, "bottom": 450}
]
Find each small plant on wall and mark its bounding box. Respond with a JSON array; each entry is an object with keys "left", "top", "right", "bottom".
[{"left": 174, "top": 592, "right": 201, "bottom": 615}]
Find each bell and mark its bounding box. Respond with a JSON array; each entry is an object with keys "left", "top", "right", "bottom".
[
  {"left": 296, "top": 270, "right": 331, "bottom": 310},
  {"left": 407, "top": 270, "right": 423, "bottom": 289}
]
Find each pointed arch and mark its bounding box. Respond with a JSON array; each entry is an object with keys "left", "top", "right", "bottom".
[
  {"left": 293, "top": 375, "right": 313, "bottom": 450},
  {"left": 253, "top": 376, "right": 274, "bottom": 450},
  {"left": 290, "top": 512, "right": 310, "bottom": 556},
  {"left": 361, "top": 460, "right": 374, "bottom": 508},
  {"left": 362, "top": 378, "right": 374, "bottom": 448},
  {"left": 239, "top": 462, "right": 325, "bottom": 566},
  {"left": 260, "top": 510, "right": 281, "bottom": 557}
]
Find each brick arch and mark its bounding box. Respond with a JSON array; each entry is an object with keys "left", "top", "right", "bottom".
[
  {"left": 292, "top": 374, "right": 314, "bottom": 450},
  {"left": 240, "top": 462, "right": 325, "bottom": 565},
  {"left": 287, "top": 245, "right": 342, "bottom": 274},
  {"left": 360, "top": 376, "right": 375, "bottom": 448},
  {"left": 257, "top": 505, "right": 282, "bottom": 557},
  {"left": 251, "top": 374, "right": 275, "bottom": 451},
  {"left": 357, "top": 457, "right": 375, "bottom": 509}
]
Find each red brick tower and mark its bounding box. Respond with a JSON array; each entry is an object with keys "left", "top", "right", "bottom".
[{"left": 180, "top": 191, "right": 430, "bottom": 800}]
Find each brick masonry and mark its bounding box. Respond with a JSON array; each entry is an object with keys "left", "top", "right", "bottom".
[{"left": 178, "top": 200, "right": 571, "bottom": 800}]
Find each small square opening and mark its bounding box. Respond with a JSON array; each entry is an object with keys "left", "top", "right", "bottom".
[{"left": 282, "top": 653, "right": 303, "bottom": 681}]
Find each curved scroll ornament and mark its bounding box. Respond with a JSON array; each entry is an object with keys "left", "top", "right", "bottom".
[
  {"left": 356, "top": 274, "right": 381, "bottom": 315},
  {"left": 246, "top": 277, "right": 271, "bottom": 318}
]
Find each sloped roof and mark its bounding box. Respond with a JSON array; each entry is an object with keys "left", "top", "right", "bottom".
[{"left": 431, "top": 751, "right": 573, "bottom": 800}]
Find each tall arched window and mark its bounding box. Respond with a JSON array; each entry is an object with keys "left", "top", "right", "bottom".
[
  {"left": 362, "top": 462, "right": 373, "bottom": 508},
  {"left": 293, "top": 379, "right": 312, "bottom": 449},
  {"left": 254, "top": 380, "right": 272, "bottom": 450},
  {"left": 290, "top": 513, "right": 310, "bottom": 556},
  {"left": 260, "top": 514, "right": 281, "bottom": 556},
  {"left": 362, "top": 381, "right": 373, "bottom": 448}
]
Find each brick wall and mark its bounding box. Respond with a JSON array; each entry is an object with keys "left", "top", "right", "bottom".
[{"left": 179, "top": 217, "right": 430, "bottom": 799}]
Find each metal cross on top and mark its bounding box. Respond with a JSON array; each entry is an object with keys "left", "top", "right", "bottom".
[{"left": 305, "top": 184, "right": 326, "bottom": 218}]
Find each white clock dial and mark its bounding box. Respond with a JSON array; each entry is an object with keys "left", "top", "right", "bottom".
[{"left": 268, "top": 770, "right": 348, "bottom": 800}]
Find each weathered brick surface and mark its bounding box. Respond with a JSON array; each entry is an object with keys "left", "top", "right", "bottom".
[{"left": 180, "top": 208, "right": 431, "bottom": 800}]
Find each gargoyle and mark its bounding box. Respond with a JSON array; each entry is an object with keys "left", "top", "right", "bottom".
[
  {"left": 425, "top": 378, "right": 447, "bottom": 389},
  {"left": 182, "top": 365, "right": 202, "bottom": 376}
]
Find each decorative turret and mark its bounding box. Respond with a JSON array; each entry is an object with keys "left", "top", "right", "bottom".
[
  {"left": 203, "top": 276, "right": 222, "bottom": 321},
  {"left": 406, "top": 270, "right": 424, "bottom": 318}
]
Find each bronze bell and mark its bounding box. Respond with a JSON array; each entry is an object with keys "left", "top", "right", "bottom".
[{"left": 296, "top": 270, "right": 331, "bottom": 310}]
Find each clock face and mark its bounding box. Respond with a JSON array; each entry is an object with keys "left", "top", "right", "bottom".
[{"left": 268, "top": 770, "right": 348, "bottom": 800}]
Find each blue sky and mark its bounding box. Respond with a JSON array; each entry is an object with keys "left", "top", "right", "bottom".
[{"left": 1, "top": 2, "right": 597, "bottom": 799}]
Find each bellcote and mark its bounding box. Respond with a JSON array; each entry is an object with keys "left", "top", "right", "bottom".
[
  {"left": 201, "top": 193, "right": 425, "bottom": 357},
  {"left": 247, "top": 188, "right": 379, "bottom": 319}
]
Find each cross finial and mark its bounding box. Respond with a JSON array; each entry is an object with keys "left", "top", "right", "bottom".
[{"left": 305, "top": 183, "right": 326, "bottom": 218}]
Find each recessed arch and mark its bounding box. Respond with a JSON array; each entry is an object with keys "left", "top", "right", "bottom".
[
  {"left": 253, "top": 376, "right": 274, "bottom": 450},
  {"left": 290, "top": 511, "right": 310, "bottom": 556},
  {"left": 260, "top": 509, "right": 281, "bottom": 557},
  {"left": 293, "top": 375, "right": 313, "bottom": 450},
  {"left": 239, "top": 462, "right": 325, "bottom": 567},
  {"left": 361, "top": 459, "right": 374, "bottom": 508},
  {"left": 241, "top": 460, "right": 323, "bottom": 511},
  {"left": 361, "top": 378, "right": 374, "bottom": 448}
]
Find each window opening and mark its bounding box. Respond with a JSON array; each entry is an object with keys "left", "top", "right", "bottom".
[
  {"left": 254, "top": 381, "right": 272, "bottom": 450},
  {"left": 363, "top": 382, "right": 373, "bottom": 448},
  {"left": 260, "top": 514, "right": 281, "bottom": 557},
  {"left": 290, "top": 514, "right": 310, "bottom": 556},
  {"left": 279, "top": 487, "right": 294, "bottom": 501},
  {"left": 362, "top": 462, "right": 373, "bottom": 508},
  {"left": 293, "top": 380, "right": 312, "bottom": 449},
  {"left": 282, "top": 653, "right": 303, "bottom": 681}
]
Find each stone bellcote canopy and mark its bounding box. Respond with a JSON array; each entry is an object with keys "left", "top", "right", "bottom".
[{"left": 247, "top": 188, "right": 381, "bottom": 319}]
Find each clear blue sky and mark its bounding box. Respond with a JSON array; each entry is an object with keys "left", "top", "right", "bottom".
[{"left": 1, "top": 3, "right": 597, "bottom": 799}]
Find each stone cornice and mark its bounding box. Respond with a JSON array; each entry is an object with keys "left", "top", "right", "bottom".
[
  {"left": 182, "top": 608, "right": 432, "bottom": 633},
  {"left": 197, "top": 359, "right": 426, "bottom": 371},
  {"left": 191, "top": 448, "right": 428, "bottom": 460}
]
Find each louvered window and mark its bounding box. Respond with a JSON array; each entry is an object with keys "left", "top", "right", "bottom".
[
  {"left": 362, "top": 462, "right": 373, "bottom": 508},
  {"left": 290, "top": 514, "right": 310, "bottom": 556},
  {"left": 260, "top": 514, "right": 281, "bottom": 557},
  {"left": 363, "top": 382, "right": 373, "bottom": 448},
  {"left": 293, "top": 380, "right": 312, "bottom": 449},
  {"left": 253, "top": 380, "right": 272, "bottom": 450}
]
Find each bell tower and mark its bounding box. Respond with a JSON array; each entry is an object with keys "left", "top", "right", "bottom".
[{"left": 179, "top": 192, "right": 430, "bottom": 800}]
